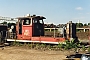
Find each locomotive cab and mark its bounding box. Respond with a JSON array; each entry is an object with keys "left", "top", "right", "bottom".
[
  {"left": 16, "top": 15, "right": 46, "bottom": 40},
  {"left": 32, "top": 15, "right": 46, "bottom": 36}
]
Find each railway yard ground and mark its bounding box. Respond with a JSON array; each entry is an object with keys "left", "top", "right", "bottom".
[
  {"left": 0, "top": 46, "right": 67, "bottom": 60},
  {"left": 0, "top": 40, "right": 90, "bottom": 60}
]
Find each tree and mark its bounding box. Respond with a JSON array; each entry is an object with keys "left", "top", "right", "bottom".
[
  {"left": 50, "top": 23, "right": 54, "bottom": 28},
  {"left": 1, "top": 21, "right": 7, "bottom": 24},
  {"left": 83, "top": 23, "right": 87, "bottom": 26},
  {"left": 88, "top": 23, "right": 90, "bottom": 26},
  {"left": 76, "top": 23, "right": 83, "bottom": 28}
]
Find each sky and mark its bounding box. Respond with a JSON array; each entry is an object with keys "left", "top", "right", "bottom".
[{"left": 0, "top": 0, "right": 90, "bottom": 24}]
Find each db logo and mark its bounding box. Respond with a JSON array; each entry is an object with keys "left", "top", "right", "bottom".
[{"left": 24, "top": 30, "right": 29, "bottom": 36}]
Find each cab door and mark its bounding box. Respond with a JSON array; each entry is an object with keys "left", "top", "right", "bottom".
[
  {"left": 22, "top": 18, "right": 32, "bottom": 39},
  {"left": 32, "top": 18, "right": 44, "bottom": 36}
]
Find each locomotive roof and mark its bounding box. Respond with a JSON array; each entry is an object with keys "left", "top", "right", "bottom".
[{"left": 16, "top": 16, "right": 46, "bottom": 20}]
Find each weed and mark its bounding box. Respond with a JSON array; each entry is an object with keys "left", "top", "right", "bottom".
[
  {"left": 57, "top": 39, "right": 81, "bottom": 50},
  {"left": 40, "top": 43, "right": 46, "bottom": 48},
  {"left": 13, "top": 41, "right": 20, "bottom": 46},
  {"left": 35, "top": 43, "right": 40, "bottom": 49},
  {"left": 82, "top": 45, "right": 86, "bottom": 51},
  {"left": 88, "top": 46, "right": 90, "bottom": 53},
  {"left": 27, "top": 43, "right": 32, "bottom": 48},
  {"left": 46, "top": 44, "right": 51, "bottom": 50}
]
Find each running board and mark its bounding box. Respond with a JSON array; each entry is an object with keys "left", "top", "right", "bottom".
[{"left": 7, "top": 39, "right": 65, "bottom": 44}]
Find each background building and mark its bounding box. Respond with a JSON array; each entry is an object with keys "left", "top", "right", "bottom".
[{"left": 0, "top": 16, "right": 17, "bottom": 23}]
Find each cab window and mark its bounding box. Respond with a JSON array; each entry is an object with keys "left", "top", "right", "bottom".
[
  {"left": 23, "top": 18, "right": 31, "bottom": 25},
  {"left": 39, "top": 20, "right": 43, "bottom": 24},
  {"left": 33, "top": 18, "right": 43, "bottom": 24}
]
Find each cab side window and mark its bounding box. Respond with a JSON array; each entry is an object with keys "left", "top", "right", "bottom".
[
  {"left": 23, "top": 18, "right": 31, "bottom": 25},
  {"left": 33, "top": 18, "right": 43, "bottom": 24}
]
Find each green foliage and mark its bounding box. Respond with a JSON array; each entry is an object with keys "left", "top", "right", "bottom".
[
  {"left": 64, "top": 40, "right": 75, "bottom": 50},
  {"left": 35, "top": 44, "right": 40, "bottom": 49},
  {"left": 47, "top": 44, "right": 52, "bottom": 50},
  {"left": 88, "top": 46, "right": 90, "bottom": 53},
  {"left": 76, "top": 23, "right": 83, "bottom": 28},
  {"left": 40, "top": 43, "right": 46, "bottom": 48},
  {"left": 1, "top": 21, "right": 7, "bottom": 24},
  {"left": 76, "top": 29, "right": 79, "bottom": 32},
  {"left": 11, "top": 39, "right": 82, "bottom": 51},
  {"left": 88, "top": 23, "right": 90, "bottom": 26},
  {"left": 58, "top": 43, "right": 64, "bottom": 48},
  {"left": 83, "top": 23, "right": 87, "bottom": 26},
  {"left": 13, "top": 41, "right": 20, "bottom": 46},
  {"left": 24, "top": 42, "right": 27, "bottom": 46},
  {"left": 82, "top": 45, "right": 86, "bottom": 51},
  {"left": 58, "top": 39, "right": 80, "bottom": 50}
]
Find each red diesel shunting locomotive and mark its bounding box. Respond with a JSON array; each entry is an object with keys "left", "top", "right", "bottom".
[{"left": 6, "top": 14, "right": 76, "bottom": 44}]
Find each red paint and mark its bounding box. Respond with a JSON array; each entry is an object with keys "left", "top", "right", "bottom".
[{"left": 22, "top": 25, "right": 32, "bottom": 39}]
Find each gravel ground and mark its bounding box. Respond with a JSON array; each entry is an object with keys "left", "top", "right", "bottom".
[{"left": 0, "top": 46, "right": 67, "bottom": 60}]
